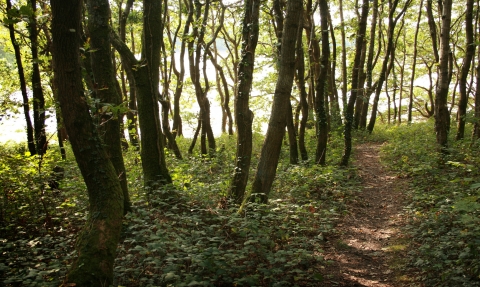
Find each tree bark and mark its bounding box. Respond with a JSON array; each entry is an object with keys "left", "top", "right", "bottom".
[
  {"left": 340, "top": 0, "right": 369, "bottom": 166},
  {"left": 250, "top": 0, "right": 302, "bottom": 203},
  {"left": 315, "top": 0, "right": 329, "bottom": 165},
  {"left": 456, "top": 0, "right": 474, "bottom": 140},
  {"left": 86, "top": 0, "right": 131, "bottom": 214},
  {"left": 6, "top": 0, "right": 36, "bottom": 155},
  {"left": 229, "top": 0, "right": 260, "bottom": 203},
  {"left": 408, "top": 0, "right": 423, "bottom": 123},
  {"left": 51, "top": 0, "right": 124, "bottom": 285},
  {"left": 111, "top": 0, "right": 172, "bottom": 188},
  {"left": 295, "top": 11, "right": 308, "bottom": 161},
  {"left": 359, "top": 0, "right": 380, "bottom": 129},
  {"left": 28, "top": 0, "right": 47, "bottom": 156},
  {"left": 434, "top": 0, "right": 452, "bottom": 151},
  {"left": 367, "top": 0, "right": 411, "bottom": 133}
]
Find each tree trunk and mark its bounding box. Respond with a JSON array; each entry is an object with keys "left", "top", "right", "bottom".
[
  {"left": 434, "top": 0, "right": 453, "bottom": 151},
  {"left": 408, "top": 0, "right": 423, "bottom": 123},
  {"left": 315, "top": 0, "right": 329, "bottom": 165},
  {"left": 340, "top": 0, "right": 369, "bottom": 166},
  {"left": 296, "top": 11, "right": 308, "bottom": 161},
  {"left": 6, "top": 0, "right": 36, "bottom": 155},
  {"left": 119, "top": 0, "right": 139, "bottom": 148},
  {"left": 111, "top": 0, "right": 172, "bottom": 188},
  {"left": 172, "top": 0, "right": 194, "bottom": 138},
  {"left": 367, "top": 0, "right": 411, "bottom": 133},
  {"left": 359, "top": 0, "right": 380, "bottom": 129},
  {"left": 456, "top": 0, "right": 474, "bottom": 140},
  {"left": 229, "top": 0, "right": 260, "bottom": 203},
  {"left": 86, "top": 0, "right": 131, "bottom": 214},
  {"left": 250, "top": 0, "right": 301, "bottom": 203},
  {"left": 474, "top": 38, "right": 480, "bottom": 140},
  {"left": 51, "top": 1, "right": 124, "bottom": 285},
  {"left": 187, "top": 0, "right": 220, "bottom": 156},
  {"left": 29, "top": 0, "right": 47, "bottom": 156},
  {"left": 339, "top": 0, "right": 348, "bottom": 112}
]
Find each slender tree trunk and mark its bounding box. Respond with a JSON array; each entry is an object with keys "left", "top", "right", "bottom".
[
  {"left": 339, "top": 0, "right": 348, "bottom": 112},
  {"left": 426, "top": 0, "right": 440, "bottom": 63},
  {"left": 51, "top": 1, "right": 124, "bottom": 285},
  {"left": 173, "top": 0, "right": 194, "bottom": 138},
  {"left": 340, "top": 0, "right": 369, "bottom": 166},
  {"left": 456, "top": 0, "right": 475, "bottom": 140},
  {"left": 315, "top": 0, "right": 329, "bottom": 165},
  {"left": 296, "top": 11, "right": 309, "bottom": 161},
  {"left": 328, "top": 13, "right": 342, "bottom": 127},
  {"left": 474, "top": 41, "right": 480, "bottom": 140},
  {"left": 359, "top": 0, "right": 379, "bottom": 129},
  {"left": 250, "top": 0, "right": 301, "bottom": 203},
  {"left": 435, "top": 0, "right": 453, "bottom": 151},
  {"left": 6, "top": 0, "right": 36, "bottom": 155},
  {"left": 408, "top": 0, "right": 423, "bottom": 123},
  {"left": 353, "top": 39, "right": 367, "bottom": 129},
  {"left": 111, "top": 0, "right": 172, "bottom": 188},
  {"left": 367, "top": 0, "right": 411, "bottom": 133},
  {"left": 229, "top": 0, "right": 260, "bottom": 203},
  {"left": 28, "top": 0, "right": 47, "bottom": 156},
  {"left": 118, "top": 0, "right": 139, "bottom": 148}
]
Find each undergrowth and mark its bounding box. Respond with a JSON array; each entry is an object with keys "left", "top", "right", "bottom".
[
  {"left": 380, "top": 119, "right": 480, "bottom": 286},
  {"left": 1, "top": 129, "right": 360, "bottom": 286}
]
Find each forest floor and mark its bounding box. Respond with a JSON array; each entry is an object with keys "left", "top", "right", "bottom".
[{"left": 319, "top": 143, "right": 410, "bottom": 287}]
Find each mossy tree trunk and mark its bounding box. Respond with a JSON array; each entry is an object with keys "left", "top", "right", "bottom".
[
  {"left": 51, "top": 0, "right": 124, "bottom": 285},
  {"left": 86, "top": 0, "right": 131, "bottom": 214},
  {"left": 229, "top": 0, "right": 260, "bottom": 203},
  {"left": 250, "top": 0, "right": 302, "bottom": 203}
]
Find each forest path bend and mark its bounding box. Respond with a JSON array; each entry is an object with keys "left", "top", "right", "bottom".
[{"left": 320, "top": 143, "right": 407, "bottom": 287}]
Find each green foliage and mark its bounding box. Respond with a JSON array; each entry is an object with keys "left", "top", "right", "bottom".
[
  {"left": 380, "top": 120, "right": 480, "bottom": 286},
  {"left": 0, "top": 143, "right": 87, "bottom": 286},
  {"left": 1, "top": 126, "right": 361, "bottom": 286}
]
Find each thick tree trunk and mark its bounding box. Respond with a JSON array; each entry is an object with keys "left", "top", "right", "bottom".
[
  {"left": 456, "top": 0, "right": 474, "bottom": 140},
  {"left": 250, "top": 0, "right": 301, "bottom": 203},
  {"left": 87, "top": 0, "right": 131, "bottom": 214},
  {"left": 51, "top": 1, "right": 124, "bottom": 285},
  {"left": 229, "top": 0, "right": 259, "bottom": 203},
  {"left": 340, "top": 0, "right": 369, "bottom": 166},
  {"left": 434, "top": 0, "right": 452, "bottom": 151}
]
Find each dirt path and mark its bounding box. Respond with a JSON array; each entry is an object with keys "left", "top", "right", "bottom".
[{"left": 320, "top": 143, "right": 407, "bottom": 287}]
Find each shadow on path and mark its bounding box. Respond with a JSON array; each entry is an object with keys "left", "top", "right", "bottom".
[{"left": 319, "top": 143, "right": 407, "bottom": 287}]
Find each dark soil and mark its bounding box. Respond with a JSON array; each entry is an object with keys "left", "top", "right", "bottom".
[{"left": 319, "top": 143, "right": 409, "bottom": 287}]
